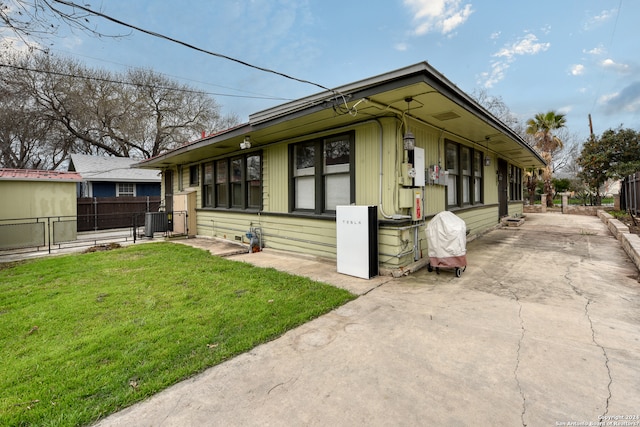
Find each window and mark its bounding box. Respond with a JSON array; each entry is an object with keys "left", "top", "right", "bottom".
[
  {"left": 203, "top": 163, "right": 213, "bottom": 207},
  {"left": 474, "top": 151, "right": 483, "bottom": 202},
  {"left": 117, "top": 182, "right": 135, "bottom": 197},
  {"left": 445, "top": 140, "right": 483, "bottom": 208},
  {"left": 509, "top": 165, "right": 523, "bottom": 201},
  {"left": 294, "top": 141, "right": 316, "bottom": 210},
  {"left": 215, "top": 159, "right": 228, "bottom": 207},
  {"left": 291, "top": 133, "right": 354, "bottom": 214},
  {"left": 230, "top": 157, "right": 242, "bottom": 208},
  {"left": 461, "top": 146, "right": 471, "bottom": 204},
  {"left": 246, "top": 155, "right": 261, "bottom": 208},
  {"left": 202, "top": 153, "right": 262, "bottom": 209},
  {"left": 445, "top": 143, "right": 459, "bottom": 206},
  {"left": 189, "top": 165, "right": 199, "bottom": 186},
  {"left": 324, "top": 137, "right": 351, "bottom": 210}
]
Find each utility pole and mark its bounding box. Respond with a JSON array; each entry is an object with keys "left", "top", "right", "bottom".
[{"left": 588, "top": 114, "right": 594, "bottom": 138}]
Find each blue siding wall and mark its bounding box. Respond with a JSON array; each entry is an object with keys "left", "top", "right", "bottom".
[
  {"left": 93, "top": 182, "right": 116, "bottom": 197},
  {"left": 136, "top": 183, "right": 161, "bottom": 196}
]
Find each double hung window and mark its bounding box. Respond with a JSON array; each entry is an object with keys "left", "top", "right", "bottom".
[
  {"left": 291, "top": 133, "right": 354, "bottom": 214},
  {"left": 445, "top": 140, "right": 484, "bottom": 208}
]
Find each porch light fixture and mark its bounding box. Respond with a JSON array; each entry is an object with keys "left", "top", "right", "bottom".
[
  {"left": 403, "top": 131, "right": 415, "bottom": 151},
  {"left": 403, "top": 97, "right": 415, "bottom": 151},
  {"left": 240, "top": 136, "right": 251, "bottom": 150},
  {"left": 483, "top": 136, "right": 491, "bottom": 166}
]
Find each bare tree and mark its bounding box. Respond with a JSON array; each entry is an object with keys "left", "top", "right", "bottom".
[
  {"left": 471, "top": 89, "right": 527, "bottom": 139},
  {"left": 549, "top": 128, "right": 580, "bottom": 177},
  {"left": 1, "top": 0, "right": 125, "bottom": 50},
  {"left": 0, "top": 52, "right": 238, "bottom": 167}
]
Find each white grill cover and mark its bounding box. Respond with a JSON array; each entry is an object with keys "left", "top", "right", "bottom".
[{"left": 425, "top": 211, "right": 467, "bottom": 268}]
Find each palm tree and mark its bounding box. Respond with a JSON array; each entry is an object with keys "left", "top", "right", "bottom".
[{"left": 526, "top": 111, "right": 567, "bottom": 207}]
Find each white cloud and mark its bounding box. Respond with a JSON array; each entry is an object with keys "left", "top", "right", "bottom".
[
  {"left": 395, "top": 42, "right": 408, "bottom": 52},
  {"left": 480, "top": 33, "right": 550, "bottom": 88},
  {"left": 494, "top": 33, "right": 550, "bottom": 59},
  {"left": 490, "top": 31, "right": 501, "bottom": 40},
  {"left": 601, "top": 58, "right": 631, "bottom": 73},
  {"left": 599, "top": 92, "right": 619, "bottom": 105},
  {"left": 570, "top": 64, "right": 585, "bottom": 76},
  {"left": 479, "top": 60, "right": 510, "bottom": 89},
  {"left": 404, "top": 0, "right": 473, "bottom": 35},
  {"left": 584, "top": 45, "right": 605, "bottom": 56},
  {"left": 558, "top": 105, "right": 573, "bottom": 114},
  {"left": 584, "top": 9, "right": 617, "bottom": 30}
]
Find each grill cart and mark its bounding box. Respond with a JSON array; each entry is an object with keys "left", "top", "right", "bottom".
[{"left": 425, "top": 211, "right": 467, "bottom": 277}]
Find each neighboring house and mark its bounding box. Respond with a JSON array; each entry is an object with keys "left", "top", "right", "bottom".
[
  {"left": 0, "top": 168, "right": 81, "bottom": 250},
  {"left": 68, "top": 154, "right": 161, "bottom": 198},
  {"left": 136, "top": 62, "right": 545, "bottom": 273}
]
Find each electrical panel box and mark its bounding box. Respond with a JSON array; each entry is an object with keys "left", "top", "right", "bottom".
[
  {"left": 428, "top": 164, "right": 447, "bottom": 186},
  {"left": 411, "top": 190, "right": 423, "bottom": 221},
  {"left": 413, "top": 147, "right": 425, "bottom": 187},
  {"left": 400, "top": 147, "right": 426, "bottom": 187},
  {"left": 400, "top": 162, "right": 416, "bottom": 186}
]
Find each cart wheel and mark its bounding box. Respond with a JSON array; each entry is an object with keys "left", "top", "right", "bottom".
[
  {"left": 427, "top": 263, "right": 433, "bottom": 273},
  {"left": 455, "top": 267, "right": 462, "bottom": 278}
]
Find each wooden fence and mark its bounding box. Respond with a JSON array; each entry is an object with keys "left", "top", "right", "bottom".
[
  {"left": 77, "top": 196, "right": 161, "bottom": 231},
  {"left": 621, "top": 172, "right": 640, "bottom": 216}
]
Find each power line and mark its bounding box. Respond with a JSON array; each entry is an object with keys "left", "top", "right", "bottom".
[
  {"left": 0, "top": 62, "right": 293, "bottom": 101},
  {"left": 51, "top": 0, "right": 343, "bottom": 98},
  {"left": 48, "top": 47, "right": 292, "bottom": 101},
  {"left": 590, "top": 0, "right": 623, "bottom": 115}
]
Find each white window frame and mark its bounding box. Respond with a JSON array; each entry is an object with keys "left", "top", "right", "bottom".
[{"left": 116, "top": 182, "right": 136, "bottom": 197}]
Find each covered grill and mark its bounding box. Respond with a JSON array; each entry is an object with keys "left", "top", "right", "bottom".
[{"left": 425, "top": 211, "right": 467, "bottom": 277}]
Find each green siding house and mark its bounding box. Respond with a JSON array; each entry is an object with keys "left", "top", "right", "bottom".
[{"left": 136, "top": 62, "right": 545, "bottom": 274}]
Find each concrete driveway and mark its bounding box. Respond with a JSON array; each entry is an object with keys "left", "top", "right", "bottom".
[{"left": 94, "top": 213, "right": 640, "bottom": 426}]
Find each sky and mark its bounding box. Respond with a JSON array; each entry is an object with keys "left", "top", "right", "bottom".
[{"left": 3, "top": 0, "right": 639, "bottom": 144}]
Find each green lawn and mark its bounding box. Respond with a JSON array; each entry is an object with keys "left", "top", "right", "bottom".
[{"left": 0, "top": 243, "right": 356, "bottom": 426}]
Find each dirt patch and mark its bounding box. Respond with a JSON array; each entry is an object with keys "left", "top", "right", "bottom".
[{"left": 84, "top": 243, "right": 122, "bottom": 253}]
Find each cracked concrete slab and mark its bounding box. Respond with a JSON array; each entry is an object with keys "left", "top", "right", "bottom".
[{"left": 94, "top": 213, "right": 640, "bottom": 426}]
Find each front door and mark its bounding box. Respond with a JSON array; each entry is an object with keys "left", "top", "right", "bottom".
[{"left": 498, "top": 159, "right": 508, "bottom": 219}]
